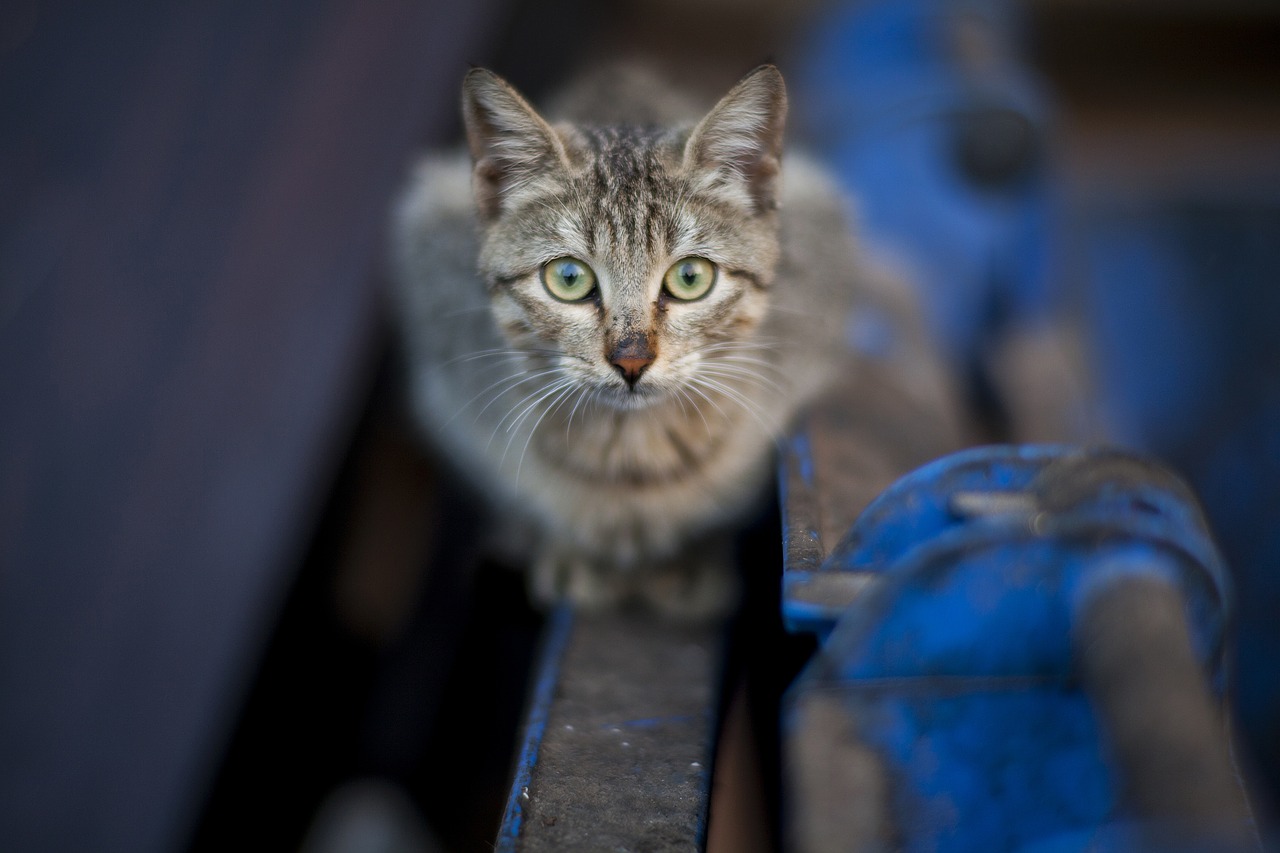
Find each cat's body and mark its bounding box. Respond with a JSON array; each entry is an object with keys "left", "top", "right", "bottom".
[{"left": 390, "top": 66, "right": 864, "bottom": 617}]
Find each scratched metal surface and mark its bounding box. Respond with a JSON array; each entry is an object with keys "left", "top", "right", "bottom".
[{"left": 498, "top": 608, "right": 720, "bottom": 852}]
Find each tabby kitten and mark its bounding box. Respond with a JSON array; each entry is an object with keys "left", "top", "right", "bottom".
[{"left": 391, "top": 65, "right": 859, "bottom": 618}]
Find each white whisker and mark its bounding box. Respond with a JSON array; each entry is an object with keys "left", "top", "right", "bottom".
[
  {"left": 500, "top": 375, "right": 576, "bottom": 435},
  {"left": 683, "top": 380, "right": 732, "bottom": 424},
  {"left": 698, "top": 364, "right": 785, "bottom": 394},
  {"left": 485, "top": 375, "right": 568, "bottom": 451},
  {"left": 672, "top": 385, "right": 712, "bottom": 436},
  {"left": 488, "top": 376, "right": 570, "bottom": 458},
  {"left": 433, "top": 366, "right": 552, "bottom": 429},
  {"left": 565, "top": 382, "right": 599, "bottom": 437},
  {"left": 470, "top": 367, "right": 564, "bottom": 423},
  {"left": 691, "top": 374, "right": 777, "bottom": 439},
  {"left": 516, "top": 379, "right": 580, "bottom": 485},
  {"left": 443, "top": 348, "right": 524, "bottom": 367},
  {"left": 709, "top": 353, "right": 784, "bottom": 372},
  {"left": 500, "top": 376, "right": 577, "bottom": 469}
]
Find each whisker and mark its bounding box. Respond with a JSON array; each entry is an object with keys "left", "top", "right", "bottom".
[
  {"left": 501, "top": 377, "right": 577, "bottom": 468},
  {"left": 443, "top": 346, "right": 570, "bottom": 367},
  {"left": 696, "top": 336, "right": 784, "bottom": 350},
  {"left": 433, "top": 366, "right": 552, "bottom": 430},
  {"left": 442, "top": 348, "right": 524, "bottom": 367},
  {"left": 471, "top": 367, "right": 564, "bottom": 423},
  {"left": 691, "top": 375, "right": 777, "bottom": 439},
  {"left": 516, "top": 380, "right": 579, "bottom": 485},
  {"left": 698, "top": 364, "right": 785, "bottom": 394},
  {"left": 565, "top": 382, "right": 600, "bottom": 437},
  {"left": 671, "top": 384, "right": 712, "bottom": 436},
  {"left": 512, "top": 377, "right": 578, "bottom": 436},
  {"left": 708, "top": 353, "right": 784, "bottom": 372},
  {"left": 500, "top": 375, "right": 576, "bottom": 435},
  {"left": 683, "top": 381, "right": 732, "bottom": 424}
]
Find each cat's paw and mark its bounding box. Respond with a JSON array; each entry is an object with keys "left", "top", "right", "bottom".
[
  {"left": 529, "top": 547, "right": 628, "bottom": 612},
  {"left": 530, "top": 539, "right": 740, "bottom": 622},
  {"left": 636, "top": 549, "right": 740, "bottom": 623}
]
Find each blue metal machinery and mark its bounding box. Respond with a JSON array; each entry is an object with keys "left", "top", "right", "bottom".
[
  {"left": 789, "top": 0, "right": 1054, "bottom": 375},
  {"left": 780, "top": 0, "right": 1278, "bottom": 848},
  {"left": 782, "top": 445, "right": 1256, "bottom": 851}
]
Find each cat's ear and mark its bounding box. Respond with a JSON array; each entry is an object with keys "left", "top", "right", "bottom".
[
  {"left": 462, "top": 69, "right": 568, "bottom": 220},
  {"left": 683, "top": 64, "right": 787, "bottom": 214}
]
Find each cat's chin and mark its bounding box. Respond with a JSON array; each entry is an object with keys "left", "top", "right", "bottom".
[{"left": 596, "top": 384, "right": 666, "bottom": 412}]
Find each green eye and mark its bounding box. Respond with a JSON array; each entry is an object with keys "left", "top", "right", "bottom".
[
  {"left": 663, "top": 257, "right": 717, "bottom": 301},
  {"left": 541, "top": 257, "right": 597, "bottom": 302}
]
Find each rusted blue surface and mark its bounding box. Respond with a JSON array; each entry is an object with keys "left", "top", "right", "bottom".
[{"left": 785, "top": 445, "right": 1248, "bottom": 851}]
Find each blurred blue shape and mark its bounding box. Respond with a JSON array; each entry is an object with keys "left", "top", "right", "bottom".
[
  {"left": 788, "top": 0, "right": 1280, "bottom": 810},
  {"left": 1079, "top": 201, "right": 1280, "bottom": 795},
  {"left": 786, "top": 445, "right": 1241, "bottom": 851},
  {"left": 790, "top": 0, "right": 1054, "bottom": 370}
]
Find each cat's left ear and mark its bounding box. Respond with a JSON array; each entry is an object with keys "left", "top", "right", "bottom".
[
  {"left": 462, "top": 68, "right": 569, "bottom": 220},
  {"left": 683, "top": 64, "right": 787, "bottom": 214}
]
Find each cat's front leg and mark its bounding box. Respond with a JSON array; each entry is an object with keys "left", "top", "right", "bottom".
[
  {"left": 529, "top": 534, "right": 739, "bottom": 621},
  {"left": 529, "top": 541, "right": 630, "bottom": 613},
  {"left": 635, "top": 535, "right": 739, "bottom": 622}
]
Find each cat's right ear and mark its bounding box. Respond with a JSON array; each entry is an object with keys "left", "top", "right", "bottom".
[
  {"left": 462, "top": 69, "right": 567, "bottom": 221},
  {"left": 683, "top": 64, "right": 787, "bottom": 215}
]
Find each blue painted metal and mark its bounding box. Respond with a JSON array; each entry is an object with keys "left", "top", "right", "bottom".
[
  {"left": 783, "top": 444, "right": 1230, "bottom": 648},
  {"left": 785, "top": 445, "right": 1243, "bottom": 851},
  {"left": 495, "top": 605, "right": 574, "bottom": 852},
  {"left": 789, "top": 0, "right": 1054, "bottom": 370},
  {"left": 1078, "top": 201, "right": 1280, "bottom": 794},
  {"left": 785, "top": 0, "right": 1280, "bottom": 833}
]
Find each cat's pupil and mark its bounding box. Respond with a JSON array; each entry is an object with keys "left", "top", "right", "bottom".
[
  {"left": 561, "top": 264, "right": 580, "bottom": 283},
  {"left": 680, "top": 265, "right": 697, "bottom": 285}
]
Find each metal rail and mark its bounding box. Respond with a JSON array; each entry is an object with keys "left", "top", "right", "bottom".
[{"left": 496, "top": 607, "right": 722, "bottom": 851}]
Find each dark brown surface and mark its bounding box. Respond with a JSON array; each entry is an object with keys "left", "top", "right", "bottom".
[
  {"left": 515, "top": 612, "right": 721, "bottom": 852},
  {"left": 0, "top": 2, "right": 499, "bottom": 851}
]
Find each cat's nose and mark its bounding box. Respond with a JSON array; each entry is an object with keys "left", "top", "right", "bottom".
[
  {"left": 612, "top": 356, "right": 653, "bottom": 386},
  {"left": 608, "top": 334, "right": 656, "bottom": 387}
]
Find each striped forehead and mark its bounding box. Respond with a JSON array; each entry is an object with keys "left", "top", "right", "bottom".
[{"left": 574, "top": 125, "right": 683, "bottom": 261}]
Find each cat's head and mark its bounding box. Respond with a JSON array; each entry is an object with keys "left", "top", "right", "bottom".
[{"left": 462, "top": 65, "right": 787, "bottom": 410}]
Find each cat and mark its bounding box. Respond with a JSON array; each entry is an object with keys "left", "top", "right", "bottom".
[{"left": 389, "top": 64, "right": 865, "bottom": 619}]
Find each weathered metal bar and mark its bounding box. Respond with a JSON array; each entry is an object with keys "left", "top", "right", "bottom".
[{"left": 497, "top": 607, "right": 722, "bottom": 851}]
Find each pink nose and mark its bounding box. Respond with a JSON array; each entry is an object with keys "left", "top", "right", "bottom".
[
  {"left": 611, "top": 355, "right": 653, "bottom": 385},
  {"left": 608, "top": 334, "right": 656, "bottom": 387}
]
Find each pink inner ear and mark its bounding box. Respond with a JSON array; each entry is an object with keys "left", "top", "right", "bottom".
[
  {"left": 463, "top": 70, "right": 570, "bottom": 219},
  {"left": 684, "top": 69, "right": 787, "bottom": 213},
  {"left": 472, "top": 157, "right": 504, "bottom": 219}
]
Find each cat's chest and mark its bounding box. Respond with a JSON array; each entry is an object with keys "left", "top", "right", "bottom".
[{"left": 534, "top": 402, "right": 732, "bottom": 488}]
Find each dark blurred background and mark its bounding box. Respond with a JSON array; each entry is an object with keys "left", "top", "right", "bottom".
[{"left": 2, "top": 1, "right": 1278, "bottom": 851}]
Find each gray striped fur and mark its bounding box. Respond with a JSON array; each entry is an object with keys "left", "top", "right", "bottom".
[{"left": 390, "top": 65, "right": 866, "bottom": 618}]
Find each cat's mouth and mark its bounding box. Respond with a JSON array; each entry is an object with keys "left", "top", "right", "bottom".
[{"left": 597, "top": 381, "right": 663, "bottom": 410}]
